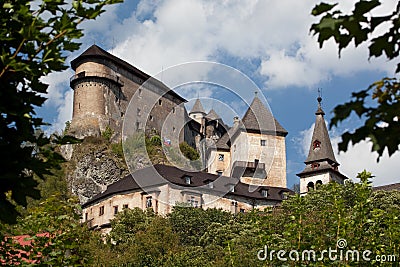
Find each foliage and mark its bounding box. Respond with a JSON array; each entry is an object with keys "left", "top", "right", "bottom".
[
  {"left": 149, "top": 134, "right": 162, "bottom": 146},
  {"left": 310, "top": 1, "right": 400, "bottom": 160},
  {"left": 168, "top": 206, "right": 232, "bottom": 246},
  {"left": 0, "top": 0, "right": 122, "bottom": 224},
  {"left": 111, "top": 140, "right": 124, "bottom": 157},
  {"left": 0, "top": 195, "right": 93, "bottom": 265},
  {"left": 179, "top": 141, "right": 200, "bottom": 160},
  {"left": 79, "top": 175, "right": 400, "bottom": 265},
  {"left": 101, "top": 125, "right": 114, "bottom": 141}
]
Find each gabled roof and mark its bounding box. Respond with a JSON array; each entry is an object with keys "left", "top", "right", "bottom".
[
  {"left": 215, "top": 123, "right": 239, "bottom": 150},
  {"left": 241, "top": 96, "right": 287, "bottom": 136},
  {"left": 305, "top": 98, "right": 338, "bottom": 165},
  {"left": 190, "top": 98, "right": 206, "bottom": 114},
  {"left": 71, "top": 45, "right": 186, "bottom": 103},
  {"left": 206, "top": 109, "right": 221, "bottom": 121},
  {"left": 82, "top": 164, "right": 293, "bottom": 207}
]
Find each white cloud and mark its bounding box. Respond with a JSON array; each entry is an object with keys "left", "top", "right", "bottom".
[
  {"left": 47, "top": 90, "right": 74, "bottom": 135},
  {"left": 298, "top": 123, "right": 400, "bottom": 187}
]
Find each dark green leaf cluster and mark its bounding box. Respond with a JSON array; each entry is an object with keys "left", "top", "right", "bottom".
[
  {"left": 0, "top": 0, "right": 122, "bottom": 224},
  {"left": 311, "top": 1, "right": 400, "bottom": 160}
]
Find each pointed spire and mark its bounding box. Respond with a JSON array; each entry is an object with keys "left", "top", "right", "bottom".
[
  {"left": 190, "top": 98, "right": 206, "bottom": 114},
  {"left": 305, "top": 96, "right": 337, "bottom": 165}
]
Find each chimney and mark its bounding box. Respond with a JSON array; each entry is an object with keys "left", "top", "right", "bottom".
[{"left": 233, "top": 116, "right": 240, "bottom": 126}]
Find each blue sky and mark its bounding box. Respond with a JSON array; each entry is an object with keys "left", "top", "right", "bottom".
[{"left": 37, "top": 0, "right": 399, "bottom": 188}]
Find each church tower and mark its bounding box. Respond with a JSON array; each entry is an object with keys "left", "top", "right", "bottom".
[{"left": 297, "top": 96, "right": 347, "bottom": 195}]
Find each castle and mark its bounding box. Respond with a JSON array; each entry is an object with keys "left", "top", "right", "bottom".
[{"left": 69, "top": 45, "right": 346, "bottom": 232}]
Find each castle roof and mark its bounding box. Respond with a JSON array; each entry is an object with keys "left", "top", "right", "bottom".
[
  {"left": 71, "top": 45, "right": 186, "bottom": 103},
  {"left": 82, "top": 164, "right": 293, "bottom": 208},
  {"left": 206, "top": 109, "right": 221, "bottom": 121},
  {"left": 190, "top": 98, "right": 206, "bottom": 114},
  {"left": 241, "top": 95, "right": 287, "bottom": 136},
  {"left": 373, "top": 182, "right": 400, "bottom": 192},
  {"left": 304, "top": 98, "right": 338, "bottom": 165}
]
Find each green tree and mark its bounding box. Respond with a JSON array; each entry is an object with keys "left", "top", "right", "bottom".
[
  {"left": 1, "top": 195, "right": 94, "bottom": 265},
  {"left": 310, "top": 1, "right": 400, "bottom": 160},
  {"left": 0, "top": 0, "right": 122, "bottom": 224}
]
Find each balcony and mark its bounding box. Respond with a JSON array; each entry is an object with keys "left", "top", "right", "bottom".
[
  {"left": 70, "top": 71, "right": 124, "bottom": 87},
  {"left": 231, "top": 160, "right": 266, "bottom": 179}
]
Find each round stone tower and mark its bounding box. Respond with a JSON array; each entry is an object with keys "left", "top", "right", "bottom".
[{"left": 69, "top": 45, "right": 124, "bottom": 138}]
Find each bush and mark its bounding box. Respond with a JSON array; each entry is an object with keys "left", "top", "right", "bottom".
[
  {"left": 101, "top": 126, "right": 113, "bottom": 141},
  {"left": 179, "top": 142, "right": 200, "bottom": 161}
]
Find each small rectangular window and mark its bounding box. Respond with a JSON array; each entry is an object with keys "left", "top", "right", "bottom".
[
  {"left": 185, "top": 176, "right": 191, "bottom": 184},
  {"left": 123, "top": 204, "right": 128, "bottom": 209},
  {"left": 261, "top": 189, "right": 268, "bottom": 197},
  {"left": 159, "top": 99, "right": 162, "bottom": 105},
  {"left": 146, "top": 197, "right": 152, "bottom": 208},
  {"left": 260, "top": 140, "right": 266, "bottom": 146},
  {"left": 85, "top": 212, "right": 88, "bottom": 221},
  {"left": 113, "top": 206, "right": 118, "bottom": 215},
  {"left": 99, "top": 206, "right": 104, "bottom": 216},
  {"left": 218, "top": 154, "right": 224, "bottom": 161}
]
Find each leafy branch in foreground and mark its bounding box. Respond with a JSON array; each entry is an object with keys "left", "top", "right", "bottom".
[
  {"left": 310, "top": 1, "right": 400, "bottom": 160},
  {"left": 0, "top": 0, "right": 122, "bottom": 224}
]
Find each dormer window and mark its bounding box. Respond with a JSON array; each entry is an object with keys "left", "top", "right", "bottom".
[
  {"left": 216, "top": 171, "right": 223, "bottom": 176},
  {"left": 261, "top": 189, "right": 268, "bottom": 197},
  {"left": 184, "top": 176, "right": 191, "bottom": 184},
  {"left": 229, "top": 185, "right": 235, "bottom": 192},
  {"left": 313, "top": 140, "right": 321, "bottom": 150}
]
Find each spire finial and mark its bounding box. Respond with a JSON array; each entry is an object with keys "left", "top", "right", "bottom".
[
  {"left": 254, "top": 91, "right": 258, "bottom": 97},
  {"left": 316, "top": 88, "right": 325, "bottom": 115},
  {"left": 317, "top": 88, "right": 322, "bottom": 104}
]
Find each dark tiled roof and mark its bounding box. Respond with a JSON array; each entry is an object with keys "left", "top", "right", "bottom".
[
  {"left": 241, "top": 96, "right": 287, "bottom": 135},
  {"left": 82, "top": 164, "right": 292, "bottom": 207},
  {"left": 71, "top": 45, "right": 186, "bottom": 103},
  {"left": 305, "top": 103, "right": 338, "bottom": 165},
  {"left": 373, "top": 182, "right": 400, "bottom": 191},
  {"left": 296, "top": 163, "right": 348, "bottom": 180},
  {"left": 190, "top": 99, "right": 206, "bottom": 114},
  {"left": 215, "top": 124, "right": 238, "bottom": 150}
]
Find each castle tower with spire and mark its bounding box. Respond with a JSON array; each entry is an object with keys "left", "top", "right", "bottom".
[
  {"left": 297, "top": 96, "right": 347, "bottom": 194},
  {"left": 207, "top": 93, "right": 288, "bottom": 188}
]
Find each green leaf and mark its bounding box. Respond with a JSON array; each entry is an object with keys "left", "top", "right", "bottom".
[{"left": 311, "top": 3, "right": 338, "bottom": 16}]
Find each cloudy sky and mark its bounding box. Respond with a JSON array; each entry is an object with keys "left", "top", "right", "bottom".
[{"left": 37, "top": 0, "right": 399, "bottom": 188}]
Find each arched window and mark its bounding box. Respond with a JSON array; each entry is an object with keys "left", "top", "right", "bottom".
[
  {"left": 312, "top": 162, "right": 320, "bottom": 170},
  {"left": 316, "top": 180, "right": 323, "bottom": 188},
  {"left": 307, "top": 182, "right": 315, "bottom": 192},
  {"left": 313, "top": 140, "right": 321, "bottom": 150}
]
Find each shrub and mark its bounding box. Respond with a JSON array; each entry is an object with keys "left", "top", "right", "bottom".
[{"left": 179, "top": 142, "right": 200, "bottom": 161}]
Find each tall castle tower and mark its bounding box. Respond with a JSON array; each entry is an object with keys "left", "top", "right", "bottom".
[
  {"left": 297, "top": 97, "right": 347, "bottom": 194},
  {"left": 68, "top": 45, "right": 187, "bottom": 143}
]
